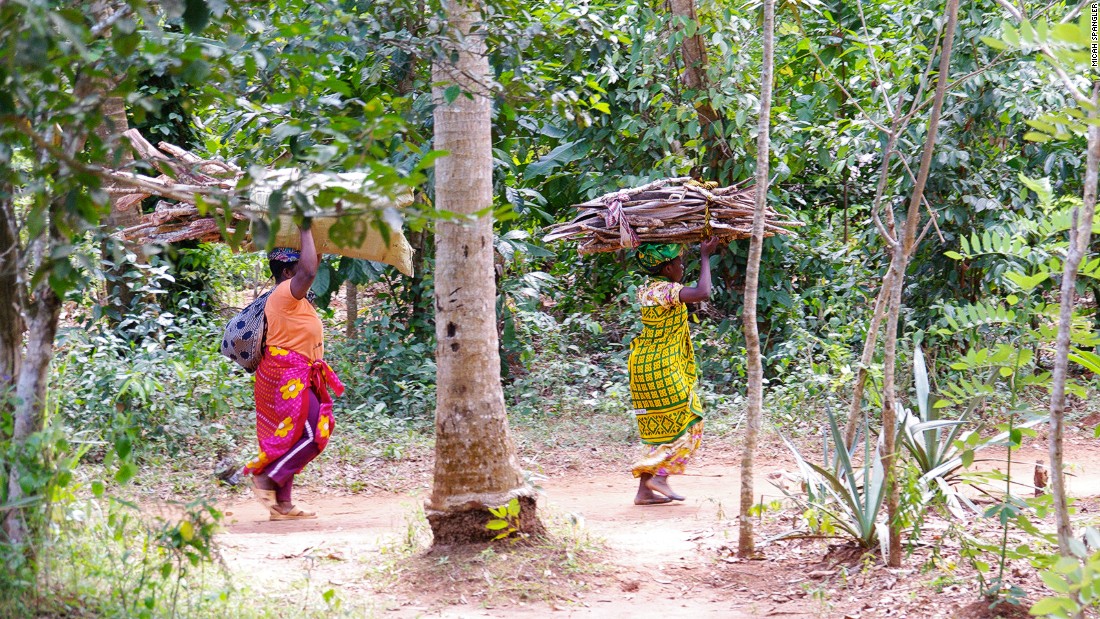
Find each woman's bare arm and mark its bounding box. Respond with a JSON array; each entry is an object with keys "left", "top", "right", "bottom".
[
  {"left": 679, "top": 237, "right": 722, "bottom": 304},
  {"left": 290, "top": 226, "right": 319, "bottom": 300}
]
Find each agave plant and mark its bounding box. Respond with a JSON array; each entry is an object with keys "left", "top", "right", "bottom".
[
  {"left": 898, "top": 345, "right": 971, "bottom": 476},
  {"left": 898, "top": 345, "right": 1046, "bottom": 517},
  {"left": 779, "top": 404, "right": 887, "bottom": 554}
]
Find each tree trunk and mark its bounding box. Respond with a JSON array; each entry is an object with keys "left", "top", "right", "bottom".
[
  {"left": 666, "top": 0, "right": 728, "bottom": 176},
  {"left": 82, "top": 3, "right": 138, "bottom": 225},
  {"left": 345, "top": 282, "right": 358, "bottom": 340},
  {"left": 426, "top": 0, "right": 540, "bottom": 545},
  {"left": 76, "top": 3, "right": 141, "bottom": 326},
  {"left": 1049, "top": 85, "right": 1099, "bottom": 557},
  {"left": 878, "top": 257, "right": 906, "bottom": 567},
  {"left": 844, "top": 116, "right": 905, "bottom": 450},
  {"left": 843, "top": 269, "right": 893, "bottom": 448},
  {"left": 100, "top": 92, "right": 140, "bottom": 229},
  {"left": 737, "top": 0, "right": 774, "bottom": 558},
  {"left": 667, "top": 0, "right": 718, "bottom": 125},
  {"left": 0, "top": 200, "right": 23, "bottom": 394},
  {"left": 877, "top": 0, "right": 960, "bottom": 567},
  {"left": 4, "top": 211, "right": 64, "bottom": 544}
]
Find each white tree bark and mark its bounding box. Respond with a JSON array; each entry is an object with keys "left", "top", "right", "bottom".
[
  {"left": 1049, "top": 83, "right": 1099, "bottom": 557},
  {"left": 737, "top": 0, "right": 774, "bottom": 557},
  {"left": 426, "top": 0, "right": 539, "bottom": 545}
]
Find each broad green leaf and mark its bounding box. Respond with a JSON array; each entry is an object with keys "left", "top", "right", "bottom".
[
  {"left": 114, "top": 433, "right": 132, "bottom": 460},
  {"left": 485, "top": 520, "right": 510, "bottom": 530},
  {"left": 1053, "top": 22, "right": 1085, "bottom": 45},
  {"left": 1054, "top": 556, "right": 1080, "bottom": 573},
  {"left": 1024, "top": 131, "right": 1053, "bottom": 143},
  {"left": 443, "top": 85, "right": 461, "bottom": 104},
  {"left": 524, "top": 140, "right": 589, "bottom": 177},
  {"left": 1029, "top": 595, "right": 1078, "bottom": 615},
  {"left": 1020, "top": 20, "right": 1037, "bottom": 45},
  {"left": 981, "top": 36, "right": 1008, "bottom": 50},
  {"left": 1069, "top": 350, "right": 1100, "bottom": 375},
  {"left": 1009, "top": 428, "right": 1023, "bottom": 447},
  {"left": 115, "top": 462, "right": 137, "bottom": 485},
  {"left": 1005, "top": 271, "right": 1050, "bottom": 292}
]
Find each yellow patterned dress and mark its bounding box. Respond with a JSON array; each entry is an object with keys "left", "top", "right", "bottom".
[{"left": 629, "top": 279, "right": 704, "bottom": 478}]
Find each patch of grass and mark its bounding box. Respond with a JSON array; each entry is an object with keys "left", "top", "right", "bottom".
[{"left": 4, "top": 493, "right": 386, "bottom": 619}]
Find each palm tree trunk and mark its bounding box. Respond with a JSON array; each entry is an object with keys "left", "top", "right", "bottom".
[
  {"left": 426, "top": 0, "right": 540, "bottom": 545},
  {"left": 737, "top": 0, "right": 774, "bottom": 558}
]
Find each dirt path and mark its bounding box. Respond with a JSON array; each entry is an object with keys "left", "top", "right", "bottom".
[{"left": 214, "top": 435, "right": 1100, "bottom": 618}]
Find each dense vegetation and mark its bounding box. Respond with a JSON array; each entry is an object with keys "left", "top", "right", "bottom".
[{"left": 1, "top": 0, "right": 1099, "bottom": 616}]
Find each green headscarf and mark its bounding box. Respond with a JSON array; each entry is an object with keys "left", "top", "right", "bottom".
[{"left": 634, "top": 243, "right": 682, "bottom": 272}]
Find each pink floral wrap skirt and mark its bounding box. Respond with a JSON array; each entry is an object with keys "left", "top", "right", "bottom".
[{"left": 245, "top": 346, "right": 344, "bottom": 475}]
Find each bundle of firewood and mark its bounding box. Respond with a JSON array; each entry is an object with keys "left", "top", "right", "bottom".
[
  {"left": 106, "top": 130, "right": 416, "bottom": 274},
  {"left": 111, "top": 129, "right": 246, "bottom": 245},
  {"left": 542, "top": 177, "right": 801, "bottom": 254}
]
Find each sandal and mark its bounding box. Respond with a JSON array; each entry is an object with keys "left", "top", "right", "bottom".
[
  {"left": 269, "top": 505, "right": 317, "bottom": 521},
  {"left": 251, "top": 478, "right": 278, "bottom": 511}
]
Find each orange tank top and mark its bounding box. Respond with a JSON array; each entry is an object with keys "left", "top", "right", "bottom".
[{"left": 264, "top": 280, "right": 324, "bottom": 361}]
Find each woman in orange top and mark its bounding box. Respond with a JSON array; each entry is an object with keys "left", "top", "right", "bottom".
[{"left": 246, "top": 226, "right": 344, "bottom": 520}]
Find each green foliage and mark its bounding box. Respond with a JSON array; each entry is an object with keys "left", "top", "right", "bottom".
[
  {"left": 954, "top": 418, "right": 1056, "bottom": 606},
  {"left": 158, "top": 243, "right": 266, "bottom": 314},
  {"left": 486, "top": 498, "right": 523, "bottom": 541},
  {"left": 935, "top": 175, "right": 1099, "bottom": 392},
  {"left": 1031, "top": 535, "right": 1100, "bottom": 618},
  {"left": 326, "top": 296, "right": 437, "bottom": 423},
  {"left": 0, "top": 423, "right": 86, "bottom": 609},
  {"left": 897, "top": 346, "right": 975, "bottom": 481},
  {"left": 4, "top": 491, "right": 332, "bottom": 618},
  {"left": 54, "top": 264, "right": 252, "bottom": 459},
  {"left": 6, "top": 0, "right": 1100, "bottom": 609}
]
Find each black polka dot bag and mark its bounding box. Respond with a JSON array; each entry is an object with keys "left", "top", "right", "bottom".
[{"left": 220, "top": 289, "right": 274, "bottom": 373}]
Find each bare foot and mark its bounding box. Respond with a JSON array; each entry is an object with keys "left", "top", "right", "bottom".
[
  {"left": 645, "top": 475, "right": 686, "bottom": 501},
  {"left": 634, "top": 473, "right": 673, "bottom": 505}
]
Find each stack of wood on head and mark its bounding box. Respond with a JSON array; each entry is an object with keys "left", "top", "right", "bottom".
[
  {"left": 542, "top": 177, "right": 801, "bottom": 254},
  {"left": 112, "top": 129, "right": 415, "bottom": 276}
]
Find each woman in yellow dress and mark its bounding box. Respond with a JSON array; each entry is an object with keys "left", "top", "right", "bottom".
[{"left": 629, "top": 238, "right": 720, "bottom": 505}]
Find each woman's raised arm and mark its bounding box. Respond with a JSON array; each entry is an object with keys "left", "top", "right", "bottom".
[
  {"left": 290, "top": 225, "right": 319, "bottom": 300},
  {"left": 678, "top": 237, "right": 722, "bottom": 304}
]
